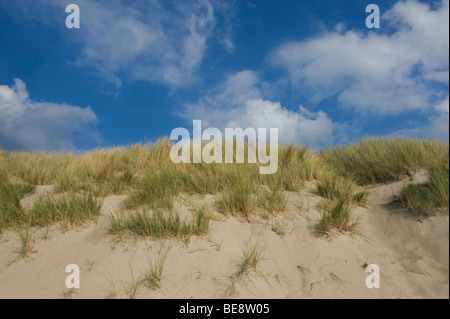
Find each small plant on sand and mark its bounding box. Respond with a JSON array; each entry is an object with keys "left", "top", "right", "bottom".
[
  {"left": 127, "top": 267, "right": 145, "bottom": 299},
  {"left": 318, "top": 199, "right": 356, "bottom": 234},
  {"left": 62, "top": 288, "right": 77, "bottom": 299},
  {"left": 226, "top": 244, "right": 264, "bottom": 297},
  {"left": 143, "top": 249, "right": 169, "bottom": 290},
  {"left": 18, "top": 225, "right": 35, "bottom": 257}
]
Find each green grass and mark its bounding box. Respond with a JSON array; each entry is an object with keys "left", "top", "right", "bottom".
[
  {"left": 218, "top": 170, "right": 259, "bottom": 218},
  {"left": 110, "top": 207, "right": 211, "bottom": 239},
  {"left": 1, "top": 138, "right": 448, "bottom": 236},
  {"left": 226, "top": 244, "right": 264, "bottom": 297},
  {"left": 29, "top": 192, "right": 103, "bottom": 229},
  {"left": 260, "top": 187, "right": 287, "bottom": 213},
  {"left": 124, "top": 169, "right": 180, "bottom": 210},
  {"left": 54, "top": 174, "right": 80, "bottom": 193},
  {"left": 318, "top": 199, "right": 356, "bottom": 234},
  {"left": 143, "top": 250, "right": 169, "bottom": 290},
  {"left": 0, "top": 182, "right": 35, "bottom": 231},
  {"left": 396, "top": 166, "right": 449, "bottom": 216},
  {"left": 322, "top": 138, "right": 449, "bottom": 185},
  {"left": 125, "top": 250, "right": 169, "bottom": 298},
  {"left": 18, "top": 225, "right": 35, "bottom": 257},
  {"left": 315, "top": 173, "right": 368, "bottom": 206},
  {"left": 127, "top": 268, "right": 145, "bottom": 299}
]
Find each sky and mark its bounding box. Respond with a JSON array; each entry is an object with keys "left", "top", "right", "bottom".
[{"left": 0, "top": 0, "right": 448, "bottom": 152}]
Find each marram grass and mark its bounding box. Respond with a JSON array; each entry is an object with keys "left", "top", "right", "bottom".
[
  {"left": 110, "top": 207, "right": 212, "bottom": 239},
  {"left": 0, "top": 137, "right": 448, "bottom": 235}
]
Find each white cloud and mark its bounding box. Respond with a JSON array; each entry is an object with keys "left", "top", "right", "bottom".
[
  {"left": 268, "top": 0, "right": 449, "bottom": 114},
  {"left": 392, "top": 96, "right": 449, "bottom": 141},
  {"left": 78, "top": 0, "right": 216, "bottom": 88},
  {"left": 179, "top": 71, "right": 334, "bottom": 148},
  {"left": 180, "top": 70, "right": 262, "bottom": 127},
  {"left": 228, "top": 99, "right": 333, "bottom": 149},
  {"left": 29, "top": 0, "right": 231, "bottom": 88},
  {"left": 0, "top": 79, "right": 100, "bottom": 151}
]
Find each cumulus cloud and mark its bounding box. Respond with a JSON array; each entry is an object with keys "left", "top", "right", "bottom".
[
  {"left": 268, "top": 0, "right": 449, "bottom": 114},
  {"left": 227, "top": 99, "right": 333, "bottom": 149},
  {"left": 0, "top": 79, "right": 100, "bottom": 151},
  {"left": 179, "top": 71, "right": 334, "bottom": 148}
]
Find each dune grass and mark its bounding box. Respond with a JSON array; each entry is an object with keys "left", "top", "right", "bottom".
[
  {"left": 1, "top": 137, "right": 448, "bottom": 236},
  {"left": 143, "top": 250, "right": 169, "bottom": 290},
  {"left": 29, "top": 192, "right": 103, "bottom": 229},
  {"left": 396, "top": 165, "right": 449, "bottom": 216},
  {"left": 110, "top": 207, "right": 211, "bottom": 239},
  {"left": 218, "top": 170, "right": 259, "bottom": 218},
  {"left": 124, "top": 169, "right": 180, "bottom": 211},
  {"left": 260, "top": 187, "right": 287, "bottom": 213},
  {"left": 322, "top": 138, "right": 449, "bottom": 185},
  {"left": 0, "top": 181, "right": 35, "bottom": 231},
  {"left": 315, "top": 172, "right": 368, "bottom": 206},
  {"left": 226, "top": 244, "right": 264, "bottom": 297},
  {"left": 18, "top": 225, "right": 35, "bottom": 257},
  {"left": 318, "top": 199, "right": 356, "bottom": 234},
  {"left": 125, "top": 250, "right": 169, "bottom": 298}
]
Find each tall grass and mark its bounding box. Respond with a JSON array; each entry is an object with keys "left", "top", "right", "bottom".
[
  {"left": 322, "top": 138, "right": 449, "bottom": 185},
  {"left": 1, "top": 138, "right": 448, "bottom": 234},
  {"left": 260, "top": 187, "right": 287, "bottom": 213},
  {"left": 110, "top": 207, "right": 211, "bottom": 239},
  {"left": 315, "top": 172, "right": 368, "bottom": 206},
  {"left": 396, "top": 166, "right": 449, "bottom": 216},
  {"left": 218, "top": 170, "right": 259, "bottom": 218},
  {"left": 318, "top": 199, "right": 355, "bottom": 234},
  {"left": 0, "top": 181, "right": 34, "bottom": 231},
  {"left": 124, "top": 168, "right": 184, "bottom": 210},
  {"left": 29, "top": 192, "right": 103, "bottom": 229}
]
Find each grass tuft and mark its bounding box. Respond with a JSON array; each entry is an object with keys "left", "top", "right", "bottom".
[
  {"left": 18, "top": 225, "right": 35, "bottom": 257},
  {"left": 318, "top": 199, "right": 356, "bottom": 234},
  {"left": 322, "top": 138, "right": 449, "bottom": 185},
  {"left": 29, "top": 192, "right": 103, "bottom": 229},
  {"left": 143, "top": 250, "right": 169, "bottom": 290},
  {"left": 260, "top": 187, "right": 287, "bottom": 213},
  {"left": 226, "top": 244, "right": 264, "bottom": 297},
  {"left": 110, "top": 207, "right": 211, "bottom": 240},
  {"left": 396, "top": 166, "right": 449, "bottom": 216},
  {"left": 0, "top": 182, "right": 35, "bottom": 231}
]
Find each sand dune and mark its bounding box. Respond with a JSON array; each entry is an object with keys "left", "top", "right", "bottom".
[{"left": 0, "top": 179, "right": 448, "bottom": 299}]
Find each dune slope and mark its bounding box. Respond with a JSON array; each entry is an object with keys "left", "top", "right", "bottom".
[{"left": 0, "top": 177, "right": 447, "bottom": 299}]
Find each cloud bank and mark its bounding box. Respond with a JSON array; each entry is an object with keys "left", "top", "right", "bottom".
[
  {"left": 269, "top": 0, "right": 449, "bottom": 113},
  {"left": 0, "top": 79, "right": 100, "bottom": 151},
  {"left": 180, "top": 71, "right": 334, "bottom": 148},
  {"left": 181, "top": 0, "right": 448, "bottom": 147}
]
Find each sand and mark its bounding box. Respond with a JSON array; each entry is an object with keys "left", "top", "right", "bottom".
[{"left": 0, "top": 178, "right": 448, "bottom": 299}]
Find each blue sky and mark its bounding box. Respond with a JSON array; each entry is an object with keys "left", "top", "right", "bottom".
[{"left": 0, "top": 0, "right": 448, "bottom": 151}]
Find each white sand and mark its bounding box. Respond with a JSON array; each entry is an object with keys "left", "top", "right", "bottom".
[{"left": 0, "top": 179, "right": 448, "bottom": 299}]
